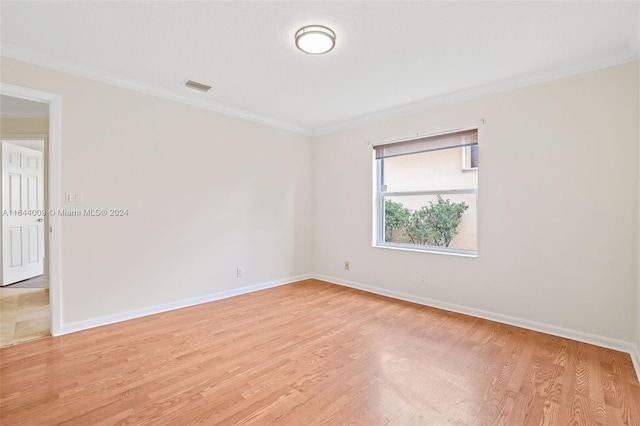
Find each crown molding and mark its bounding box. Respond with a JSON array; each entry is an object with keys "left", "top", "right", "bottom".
[
  {"left": 311, "top": 50, "right": 640, "bottom": 136},
  {"left": 0, "top": 43, "right": 312, "bottom": 136},
  {"left": 2, "top": 43, "right": 638, "bottom": 139}
]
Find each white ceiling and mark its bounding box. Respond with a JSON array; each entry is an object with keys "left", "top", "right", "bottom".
[
  {"left": 0, "top": 95, "right": 48, "bottom": 118},
  {"left": 1, "top": 1, "right": 639, "bottom": 134}
]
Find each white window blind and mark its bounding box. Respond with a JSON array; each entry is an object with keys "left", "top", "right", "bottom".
[{"left": 374, "top": 129, "right": 478, "bottom": 160}]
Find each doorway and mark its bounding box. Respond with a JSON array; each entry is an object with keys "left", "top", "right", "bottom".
[
  {"left": 0, "top": 83, "right": 62, "bottom": 343},
  {"left": 0, "top": 99, "right": 49, "bottom": 346},
  {"left": 2, "top": 139, "right": 47, "bottom": 286}
]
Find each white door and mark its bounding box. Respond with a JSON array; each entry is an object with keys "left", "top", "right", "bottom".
[{"left": 2, "top": 142, "right": 45, "bottom": 285}]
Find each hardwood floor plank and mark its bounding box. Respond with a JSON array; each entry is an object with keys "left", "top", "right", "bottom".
[
  {"left": 0, "top": 287, "right": 50, "bottom": 347},
  {"left": 1, "top": 279, "right": 638, "bottom": 425}
]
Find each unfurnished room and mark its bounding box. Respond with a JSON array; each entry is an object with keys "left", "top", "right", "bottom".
[{"left": 0, "top": 1, "right": 639, "bottom": 425}]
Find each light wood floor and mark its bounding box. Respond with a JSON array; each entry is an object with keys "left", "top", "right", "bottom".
[
  {"left": 1, "top": 279, "right": 638, "bottom": 425},
  {"left": 0, "top": 287, "right": 50, "bottom": 348}
]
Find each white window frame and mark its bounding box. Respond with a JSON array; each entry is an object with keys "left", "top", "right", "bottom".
[
  {"left": 461, "top": 144, "right": 478, "bottom": 171},
  {"left": 373, "top": 129, "right": 478, "bottom": 257}
]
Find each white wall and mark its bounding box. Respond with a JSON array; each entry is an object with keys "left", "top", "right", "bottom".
[
  {"left": 637, "top": 62, "right": 640, "bottom": 351},
  {"left": 1, "top": 117, "right": 49, "bottom": 135},
  {"left": 0, "top": 57, "right": 313, "bottom": 325},
  {"left": 313, "top": 61, "right": 639, "bottom": 342},
  {"left": 1, "top": 56, "right": 638, "bottom": 347}
]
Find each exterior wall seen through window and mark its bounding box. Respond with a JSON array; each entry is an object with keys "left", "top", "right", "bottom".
[{"left": 378, "top": 144, "right": 478, "bottom": 255}]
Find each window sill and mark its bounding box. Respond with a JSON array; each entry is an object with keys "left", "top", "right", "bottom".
[{"left": 373, "top": 243, "right": 477, "bottom": 258}]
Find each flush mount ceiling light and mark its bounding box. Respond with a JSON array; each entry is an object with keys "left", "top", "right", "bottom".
[{"left": 295, "top": 25, "right": 336, "bottom": 55}]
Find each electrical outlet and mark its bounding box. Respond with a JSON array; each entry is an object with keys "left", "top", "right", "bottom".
[
  {"left": 236, "top": 267, "right": 243, "bottom": 278},
  {"left": 344, "top": 261, "right": 350, "bottom": 271},
  {"left": 65, "top": 192, "right": 83, "bottom": 205},
  {"left": 420, "top": 275, "right": 426, "bottom": 284}
]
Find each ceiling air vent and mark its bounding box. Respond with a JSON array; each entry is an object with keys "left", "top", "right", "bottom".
[{"left": 184, "top": 80, "right": 212, "bottom": 92}]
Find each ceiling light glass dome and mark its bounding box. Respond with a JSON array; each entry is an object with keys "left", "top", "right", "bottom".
[{"left": 295, "top": 25, "right": 336, "bottom": 55}]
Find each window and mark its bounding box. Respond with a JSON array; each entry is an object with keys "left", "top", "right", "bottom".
[{"left": 374, "top": 129, "right": 478, "bottom": 256}]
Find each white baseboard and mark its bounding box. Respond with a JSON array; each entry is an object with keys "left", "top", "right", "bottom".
[
  {"left": 57, "top": 271, "right": 640, "bottom": 382},
  {"left": 631, "top": 345, "right": 640, "bottom": 382},
  {"left": 313, "top": 274, "right": 640, "bottom": 381},
  {"left": 60, "top": 274, "right": 312, "bottom": 335}
]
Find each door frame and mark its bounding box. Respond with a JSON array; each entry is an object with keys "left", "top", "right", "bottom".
[{"left": 0, "top": 83, "right": 62, "bottom": 336}]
